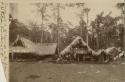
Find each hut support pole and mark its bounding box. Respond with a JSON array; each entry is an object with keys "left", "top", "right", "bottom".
[
  {"left": 83, "top": 54, "right": 85, "bottom": 61},
  {"left": 11, "top": 53, "right": 14, "bottom": 60},
  {"left": 78, "top": 56, "right": 79, "bottom": 62}
]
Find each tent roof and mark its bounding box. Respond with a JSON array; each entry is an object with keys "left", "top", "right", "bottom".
[
  {"left": 10, "top": 36, "right": 35, "bottom": 53},
  {"left": 18, "top": 37, "right": 35, "bottom": 48},
  {"left": 10, "top": 43, "right": 57, "bottom": 55},
  {"left": 9, "top": 47, "right": 34, "bottom": 53},
  {"left": 11, "top": 35, "right": 35, "bottom": 48},
  {"left": 34, "top": 43, "right": 57, "bottom": 55}
]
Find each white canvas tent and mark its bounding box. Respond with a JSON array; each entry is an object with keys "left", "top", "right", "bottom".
[
  {"left": 10, "top": 35, "right": 35, "bottom": 53},
  {"left": 0, "top": 59, "right": 6, "bottom": 82},
  {"left": 34, "top": 43, "right": 57, "bottom": 56},
  {"left": 11, "top": 35, "right": 35, "bottom": 48}
]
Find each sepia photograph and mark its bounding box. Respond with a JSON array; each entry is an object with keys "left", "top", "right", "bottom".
[{"left": 9, "top": 0, "right": 125, "bottom": 82}]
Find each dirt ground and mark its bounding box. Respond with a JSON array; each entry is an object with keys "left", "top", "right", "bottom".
[{"left": 10, "top": 61, "right": 125, "bottom": 82}]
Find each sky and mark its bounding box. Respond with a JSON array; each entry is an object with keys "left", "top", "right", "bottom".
[{"left": 10, "top": 0, "right": 124, "bottom": 27}]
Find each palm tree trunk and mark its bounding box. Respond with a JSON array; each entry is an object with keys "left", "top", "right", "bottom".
[
  {"left": 96, "top": 35, "right": 99, "bottom": 50},
  {"left": 86, "top": 12, "right": 89, "bottom": 46},
  {"left": 41, "top": 3, "right": 46, "bottom": 43},
  {"left": 57, "top": 3, "right": 60, "bottom": 54},
  {"left": 41, "top": 5, "right": 44, "bottom": 43}
]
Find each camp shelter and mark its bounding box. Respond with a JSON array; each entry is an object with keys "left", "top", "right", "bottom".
[
  {"left": 34, "top": 43, "right": 57, "bottom": 59},
  {"left": 9, "top": 36, "right": 57, "bottom": 60},
  {"left": 9, "top": 19, "right": 31, "bottom": 44},
  {"left": 10, "top": 47, "right": 34, "bottom": 54},
  {"left": 105, "top": 47, "right": 120, "bottom": 61},
  {"left": 114, "top": 51, "right": 124, "bottom": 61},
  {"left": 60, "top": 36, "right": 91, "bottom": 55},
  {"left": 9, "top": 35, "right": 35, "bottom": 53},
  {"left": 10, "top": 35, "right": 35, "bottom": 48},
  {"left": 60, "top": 36, "right": 93, "bottom": 62},
  {"left": 9, "top": 36, "right": 35, "bottom": 59},
  {"left": 94, "top": 49, "right": 110, "bottom": 63}
]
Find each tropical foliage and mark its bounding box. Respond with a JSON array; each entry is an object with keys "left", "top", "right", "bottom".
[{"left": 9, "top": 3, "right": 124, "bottom": 52}]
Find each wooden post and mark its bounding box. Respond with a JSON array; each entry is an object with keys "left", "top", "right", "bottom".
[
  {"left": 78, "top": 55, "right": 80, "bottom": 62},
  {"left": 57, "top": 3, "right": 60, "bottom": 55},
  {"left": 11, "top": 53, "right": 14, "bottom": 60},
  {"left": 83, "top": 54, "right": 85, "bottom": 61}
]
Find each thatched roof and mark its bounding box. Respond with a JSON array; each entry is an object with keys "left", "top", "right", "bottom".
[
  {"left": 92, "top": 49, "right": 105, "bottom": 56},
  {"left": 114, "top": 51, "right": 124, "bottom": 61},
  {"left": 34, "top": 43, "right": 57, "bottom": 55},
  {"left": 60, "top": 36, "right": 91, "bottom": 55},
  {"left": 105, "top": 47, "right": 119, "bottom": 56}
]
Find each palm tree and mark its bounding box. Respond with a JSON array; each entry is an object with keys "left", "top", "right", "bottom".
[
  {"left": 116, "top": 1, "right": 125, "bottom": 51},
  {"left": 116, "top": 2, "right": 125, "bottom": 12},
  {"left": 35, "top": 3, "right": 50, "bottom": 42},
  {"left": 91, "top": 12, "right": 104, "bottom": 50},
  {"left": 83, "top": 8, "right": 90, "bottom": 46},
  {"left": 116, "top": 2, "right": 125, "bottom": 24},
  {"left": 36, "top": 3, "right": 49, "bottom": 25},
  {"left": 116, "top": 2, "right": 125, "bottom": 29},
  {"left": 57, "top": 3, "right": 61, "bottom": 54},
  {"left": 51, "top": 3, "right": 65, "bottom": 54}
]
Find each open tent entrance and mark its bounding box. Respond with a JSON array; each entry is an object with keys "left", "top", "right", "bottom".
[{"left": 13, "top": 39, "right": 24, "bottom": 47}]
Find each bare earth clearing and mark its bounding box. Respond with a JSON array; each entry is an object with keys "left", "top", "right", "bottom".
[{"left": 10, "top": 61, "right": 125, "bottom": 82}]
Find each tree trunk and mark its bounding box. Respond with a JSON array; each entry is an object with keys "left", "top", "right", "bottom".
[
  {"left": 96, "top": 36, "right": 99, "bottom": 50},
  {"left": 57, "top": 3, "right": 60, "bottom": 54},
  {"left": 86, "top": 12, "right": 89, "bottom": 46},
  {"left": 41, "top": 5, "right": 44, "bottom": 43}
]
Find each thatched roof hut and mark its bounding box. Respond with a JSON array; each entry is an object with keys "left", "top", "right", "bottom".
[
  {"left": 105, "top": 47, "right": 120, "bottom": 57},
  {"left": 92, "top": 49, "right": 105, "bottom": 56},
  {"left": 114, "top": 51, "right": 124, "bottom": 61},
  {"left": 60, "top": 36, "right": 92, "bottom": 56}
]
